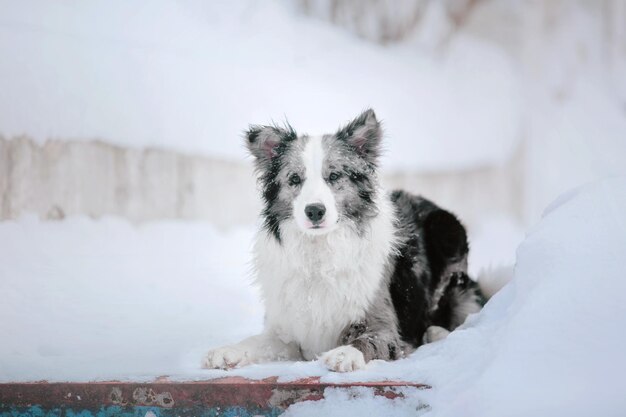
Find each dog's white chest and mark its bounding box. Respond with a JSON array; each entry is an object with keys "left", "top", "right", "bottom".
[
  {"left": 272, "top": 266, "right": 373, "bottom": 359},
  {"left": 253, "top": 220, "right": 394, "bottom": 359}
]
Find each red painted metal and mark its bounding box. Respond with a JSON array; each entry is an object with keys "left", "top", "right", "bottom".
[{"left": 0, "top": 377, "right": 429, "bottom": 410}]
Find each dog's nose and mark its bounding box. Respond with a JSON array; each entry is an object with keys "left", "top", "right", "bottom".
[{"left": 305, "top": 203, "right": 326, "bottom": 224}]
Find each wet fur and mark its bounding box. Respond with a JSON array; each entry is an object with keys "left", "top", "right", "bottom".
[{"left": 203, "top": 109, "right": 484, "bottom": 371}]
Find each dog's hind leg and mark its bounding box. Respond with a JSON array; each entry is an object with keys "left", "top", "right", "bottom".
[
  {"left": 430, "top": 272, "right": 483, "bottom": 332},
  {"left": 202, "top": 331, "right": 302, "bottom": 369}
]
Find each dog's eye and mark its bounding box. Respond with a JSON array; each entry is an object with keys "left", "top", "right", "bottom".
[
  {"left": 329, "top": 172, "right": 342, "bottom": 182},
  {"left": 288, "top": 173, "right": 302, "bottom": 186}
]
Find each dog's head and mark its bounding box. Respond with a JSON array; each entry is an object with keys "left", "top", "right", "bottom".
[{"left": 245, "top": 109, "right": 382, "bottom": 241}]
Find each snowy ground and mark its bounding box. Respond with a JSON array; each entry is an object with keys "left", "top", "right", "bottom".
[
  {"left": 1, "top": 178, "right": 625, "bottom": 416},
  {"left": 0, "top": 0, "right": 520, "bottom": 172},
  {"left": 0, "top": 218, "right": 263, "bottom": 381}
]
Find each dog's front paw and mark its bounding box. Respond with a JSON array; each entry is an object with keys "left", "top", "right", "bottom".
[
  {"left": 321, "top": 345, "right": 366, "bottom": 372},
  {"left": 202, "top": 345, "right": 251, "bottom": 369}
]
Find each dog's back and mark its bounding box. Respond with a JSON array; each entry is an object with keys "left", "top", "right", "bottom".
[{"left": 389, "top": 190, "right": 484, "bottom": 347}]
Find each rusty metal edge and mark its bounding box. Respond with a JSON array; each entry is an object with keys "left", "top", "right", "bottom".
[{"left": 0, "top": 377, "right": 429, "bottom": 410}]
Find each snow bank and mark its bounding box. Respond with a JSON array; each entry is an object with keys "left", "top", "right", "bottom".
[
  {"left": 428, "top": 176, "right": 626, "bottom": 416},
  {"left": 0, "top": 0, "right": 520, "bottom": 171}
]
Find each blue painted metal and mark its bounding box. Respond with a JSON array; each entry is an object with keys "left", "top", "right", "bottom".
[{"left": 2, "top": 404, "right": 284, "bottom": 417}]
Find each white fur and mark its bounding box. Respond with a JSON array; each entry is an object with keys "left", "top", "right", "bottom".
[
  {"left": 293, "top": 136, "right": 339, "bottom": 234},
  {"left": 255, "top": 193, "right": 397, "bottom": 361},
  {"left": 422, "top": 325, "right": 450, "bottom": 344},
  {"left": 321, "top": 345, "right": 366, "bottom": 372},
  {"left": 202, "top": 332, "right": 301, "bottom": 369},
  {"left": 452, "top": 294, "right": 482, "bottom": 327}
]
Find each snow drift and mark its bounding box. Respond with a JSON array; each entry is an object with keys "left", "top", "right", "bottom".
[{"left": 420, "top": 177, "right": 626, "bottom": 416}]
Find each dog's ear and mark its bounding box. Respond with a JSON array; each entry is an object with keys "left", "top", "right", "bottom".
[
  {"left": 245, "top": 124, "right": 296, "bottom": 167},
  {"left": 336, "top": 109, "right": 382, "bottom": 163}
]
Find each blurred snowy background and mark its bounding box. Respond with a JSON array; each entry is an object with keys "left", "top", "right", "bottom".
[
  {"left": 1, "top": 0, "right": 626, "bottom": 415},
  {"left": 2, "top": 0, "right": 625, "bottom": 231}
]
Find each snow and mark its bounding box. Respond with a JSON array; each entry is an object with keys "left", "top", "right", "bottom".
[
  {"left": 0, "top": 0, "right": 520, "bottom": 171},
  {"left": 2, "top": 177, "right": 625, "bottom": 416},
  {"left": 525, "top": 78, "right": 626, "bottom": 223},
  {"left": 0, "top": 217, "right": 264, "bottom": 381},
  {"left": 519, "top": 1, "right": 626, "bottom": 223},
  {"left": 282, "top": 386, "right": 430, "bottom": 417},
  {"left": 421, "top": 177, "right": 626, "bottom": 416},
  {"left": 467, "top": 214, "right": 523, "bottom": 278}
]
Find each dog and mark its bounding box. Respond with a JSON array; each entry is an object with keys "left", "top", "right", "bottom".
[{"left": 202, "top": 109, "right": 485, "bottom": 372}]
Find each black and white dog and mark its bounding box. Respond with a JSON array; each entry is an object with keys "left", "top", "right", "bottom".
[{"left": 203, "top": 109, "right": 485, "bottom": 372}]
